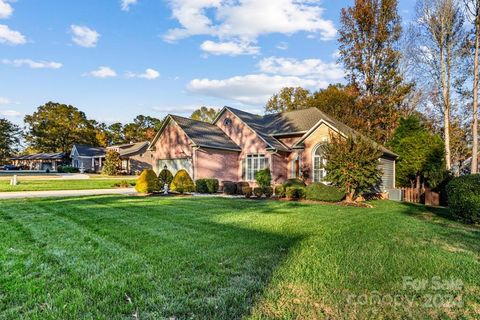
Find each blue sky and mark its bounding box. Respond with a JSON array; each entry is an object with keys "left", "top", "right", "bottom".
[{"left": 0, "top": 0, "right": 415, "bottom": 125}]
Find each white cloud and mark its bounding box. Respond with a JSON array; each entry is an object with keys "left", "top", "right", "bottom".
[
  {"left": 71, "top": 25, "right": 100, "bottom": 48},
  {"left": 87, "top": 66, "right": 117, "bottom": 78},
  {"left": 258, "top": 56, "right": 344, "bottom": 80},
  {"left": 200, "top": 40, "right": 259, "bottom": 56},
  {"left": 276, "top": 42, "right": 288, "bottom": 50},
  {"left": 121, "top": 0, "right": 138, "bottom": 11},
  {"left": 0, "top": 24, "right": 25, "bottom": 45},
  {"left": 2, "top": 59, "right": 63, "bottom": 69},
  {"left": 187, "top": 74, "right": 324, "bottom": 105},
  {"left": 0, "top": 0, "right": 13, "bottom": 19},
  {"left": 0, "top": 109, "right": 22, "bottom": 117},
  {"left": 126, "top": 68, "right": 160, "bottom": 80},
  {"left": 0, "top": 96, "right": 10, "bottom": 104},
  {"left": 163, "top": 0, "right": 336, "bottom": 53}
]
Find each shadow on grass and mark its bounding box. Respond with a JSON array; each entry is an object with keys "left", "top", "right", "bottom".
[{"left": 1, "top": 195, "right": 303, "bottom": 319}]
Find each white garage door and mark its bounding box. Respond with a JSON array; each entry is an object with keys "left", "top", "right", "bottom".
[{"left": 157, "top": 158, "right": 193, "bottom": 178}]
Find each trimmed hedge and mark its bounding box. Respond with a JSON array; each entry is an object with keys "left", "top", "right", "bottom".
[
  {"left": 196, "top": 179, "right": 219, "bottom": 194},
  {"left": 263, "top": 186, "right": 273, "bottom": 198},
  {"left": 286, "top": 186, "right": 306, "bottom": 200},
  {"left": 171, "top": 169, "right": 195, "bottom": 194},
  {"left": 236, "top": 181, "right": 250, "bottom": 195},
  {"left": 242, "top": 186, "right": 252, "bottom": 198},
  {"left": 274, "top": 185, "right": 286, "bottom": 198},
  {"left": 158, "top": 168, "right": 174, "bottom": 190},
  {"left": 135, "top": 169, "right": 159, "bottom": 193},
  {"left": 283, "top": 178, "right": 306, "bottom": 188},
  {"left": 253, "top": 187, "right": 263, "bottom": 198},
  {"left": 446, "top": 174, "right": 480, "bottom": 223},
  {"left": 305, "top": 183, "right": 345, "bottom": 202},
  {"left": 223, "top": 181, "right": 237, "bottom": 195},
  {"left": 58, "top": 166, "right": 80, "bottom": 173}
]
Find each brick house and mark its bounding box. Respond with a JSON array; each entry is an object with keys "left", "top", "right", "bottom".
[{"left": 149, "top": 107, "right": 398, "bottom": 193}]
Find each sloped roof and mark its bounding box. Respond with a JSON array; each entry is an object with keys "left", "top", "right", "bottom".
[
  {"left": 73, "top": 144, "right": 106, "bottom": 157},
  {"left": 170, "top": 115, "right": 241, "bottom": 151},
  {"left": 109, "top": 141, "right": 149, "bottom": 157},
  {"left": 11, "top": 152, "right": 67, "bottom": 160}
]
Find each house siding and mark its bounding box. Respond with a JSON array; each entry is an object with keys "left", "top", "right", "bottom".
[
  {"left": 127, "top": 151, "right": 154, "bottom": 174},
  {"left": 195, "top": 148, "right": 239, "bottom": 182},
  {"left": 378, "top": 157, "right": 395, "bottom": 191}
]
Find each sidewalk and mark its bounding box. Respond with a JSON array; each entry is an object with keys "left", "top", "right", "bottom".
[{"left": 0, "top": 188, "right": 138, "bottom": 200}]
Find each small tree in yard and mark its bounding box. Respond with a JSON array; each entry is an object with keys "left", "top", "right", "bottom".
[
  {"left": 255, "top": 168, "right": 271, "bottom": 187},
  {"left": 103, "top": 149, "right": 121, "bottom": 176},
  {"left": 322, "top": 135, "right": 382, "bottom": 202}
]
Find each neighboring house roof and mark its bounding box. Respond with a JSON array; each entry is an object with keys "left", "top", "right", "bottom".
[
  {"left": 11, "top": 152, "right": 67, "bottom": 160},
  {"left": 214, "top": 106, "right": 397, "bottom": 158},
  {"left": 149, "top": 115, "right": 242, "bottom": 152},
  {"left": 109, "top": 141, "right": 150, "bottom": 157},
  {"left": 72, "top": 144, "right": 106, "bottom": 157}
]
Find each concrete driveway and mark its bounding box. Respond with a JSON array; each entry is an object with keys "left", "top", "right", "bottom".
[{"left": 0, "top": 188, "right": 138, "bottom": 200}]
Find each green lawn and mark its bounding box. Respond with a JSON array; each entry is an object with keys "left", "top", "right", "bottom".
[
  {"left": 0, "top": 179, "right": 136, "bottom": 192},
  {"left": 0, "top": 197, "right": 478, "bottom": 319}
]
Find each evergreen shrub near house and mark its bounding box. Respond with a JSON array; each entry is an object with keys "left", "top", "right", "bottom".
[
  {"left": 158, "top": 168, "right": 174, "bottom": 190},
  {"left": 58, "top": 166, "right": 79, "bottom": 173},
  {"left": 196, "top": 179, "right": 219, "bottom": 194},
  {"left": 206, "top": 179, "right": 219, "bottom": 193},
  {"left": 305, "top": 183, "right": 345, "bottom": 202},
  {"left": 253, "top": 187, "right": 264, "bottom": 198},
  {"left": 263, "top": 186, "right": 273, "bottom": 198},
  {"left": 103, "top": 149, "right": 121, "bottom": 176},
  {"left": 446, "top": 174, "right": 480, "bottom": 224},
  {"left": 283, "top": 178, "right": 306, "bottom": 188},
  {"left": 135, "top": 169, "right": 159, "bottom": 193},
  {"left": 223, "top": 181, "right": 237, "bottom": 195},
  {"left": 171, "top": 169, "right": 195, "bottom": 194},
  {"left": 236, "top": 181, "right": 250, "bottom": 195},
  {"left": 286, "top": 186, "right": 306, "bottom": 200},
  {"left": 274, "top": 185, "right": 286, "bottom": 198},
  {"left": 255, "top": 168, "right": 271, "bottom": 188},
  {"left": 242, "top": 186, "right": 252, "bottom": 198}
]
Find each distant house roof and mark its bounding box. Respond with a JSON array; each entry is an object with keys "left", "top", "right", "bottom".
[
  {"left": 11, "top": 152, "right": 67, "bottom": 160},
  {"left": 108, "top": 141, "right": 149, "bottom": 157},
  {"left": 72, "top": 144, "right": 106, "bottom": 157},
  {"left": 214, "top": 107, "right": 397, "bottom": 158}
]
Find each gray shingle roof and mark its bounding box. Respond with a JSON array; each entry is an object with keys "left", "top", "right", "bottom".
[
  {"left": 170, "top": 115, "right": 241, "bottom": 151},
  {"left": 11, "top": 152, "right": 67, "bottom": 160},
  {"left": 109, "top": 141, "right": 149, "bottom": 157},
  {"left": 73, "top": 144, "right": 106, "bottom": 157}
]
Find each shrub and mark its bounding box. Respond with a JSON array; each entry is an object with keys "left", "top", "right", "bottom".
[
  {"left": 206, "top": 179, "right": 219, "bottom": 193},
  {"left": 242, "top": 186, "right": 252, "bottom": 198},
  {"left": 158, "top": 168, "right": 174, "bottom": 190},
  {"left": 286, "top": 186, "right": 306, "bottom": 200},
  {"left": 253, "top": 187, "right": 263, "bottom": 198},
  {"left": 305, "top": 183, "right": 345, "bottom": 202},
  {"left": 195, "top": 179, "right": 208, "bottom": 193},
  {"left": 446, "top": 175, "right": 480, "bottom": 223},
  {"left": 274, "top": 185, "right": 285, "bottom": 198},
  {"left": 283, "top": 178, "right": 306, "bottom": 188},
  {"left": 171, "top": 169, "right": 195, "bottom": 194},
  {"left": 113, "top": 180, "right": 131, "bottom": 188},
  {"left": 58, "top": 165, "right": 80, "bottom": 173},
  {"left": 236, "top": 181, "right": 250, "bottom": 195},
  {"left": 263, "top": 186, "right": 273, "bottom": 198},
  {"left": 255, "top": 168, "right": 271, "bottom": 188},
  {"left": 135, "top": 169, "right": 159, "bottom": 193},
  {"left": 223, "top": 181, "right": 237, "bottom": 195},
  {"left": 103, "top": 149, "right": 121, "bottom": 176}
]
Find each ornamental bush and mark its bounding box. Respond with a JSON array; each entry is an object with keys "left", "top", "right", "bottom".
[
  {"left": 274, "top": 185, "right": 286, "bottom": 198},
  {"left": 286, "top": 186, "right": 306, "bottom": 200},
  {"left": 171, "top": 169, "right": 195, "bottom": 194},
  {"left": 58, "top": 165, "right": 80, "bottom": 173},
  {"left": 158, "top": 168, "right": 174, "bottom": 190},
  {"left": 135, "top": 169, "right": 159, "bottom": 193},
  {"left": 103, "top": 149, "right": 121, "bottom": 176},
  {"left": 223, "top": 181, "right": 237, "bottom": 195},
  {"left": 255, "top": 168, "right": 271, "bottom": 188},
  {"left": 263, "top": 186, "right": 273, "bottom": 198},
  {"left": 446, "top": 174, "right": 480, "bottom": 224},
  {"left": 305, "top": 183, "right": 345, "bottom": 202},
  {"left": 253, "top": 187, "right": 264, "bottom": 198},
  {"left": 242, "top": 186, "right": 252, "bottom": 198},
  {"left": 206, "top": 179, "right": 219, "bottom": 193},
  {"left": 283, "top": 178, "right": 306, "bottom": 188},
  {"left": 195, "top": 179, "right": 208, "bottom": 193},
  {"left": 236, "top": 181, "right": 250, "bottom": 195}
]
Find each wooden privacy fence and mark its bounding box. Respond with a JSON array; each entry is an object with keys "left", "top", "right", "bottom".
[{"left": 400, "top": 188, "right": 441, "bottom": 206}]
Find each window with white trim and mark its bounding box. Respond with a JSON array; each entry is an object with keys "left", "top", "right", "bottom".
[
  {"left": 245, "top": 154, "right": 267, "bottom": 181},
  {"left": 313, "top": 144, "right": 327, "bottom": 182}
]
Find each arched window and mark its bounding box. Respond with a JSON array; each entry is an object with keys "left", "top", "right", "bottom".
[{"left": 312, "top": 143, "right": 327, "bottom": 182}]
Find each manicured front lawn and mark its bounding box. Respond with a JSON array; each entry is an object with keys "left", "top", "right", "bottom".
[
  {"left": 1, "top": 197, "right": 478, "bottom": 319},
  {"left": 0, "top": 179, "right": 136, "bottom": 192}
]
